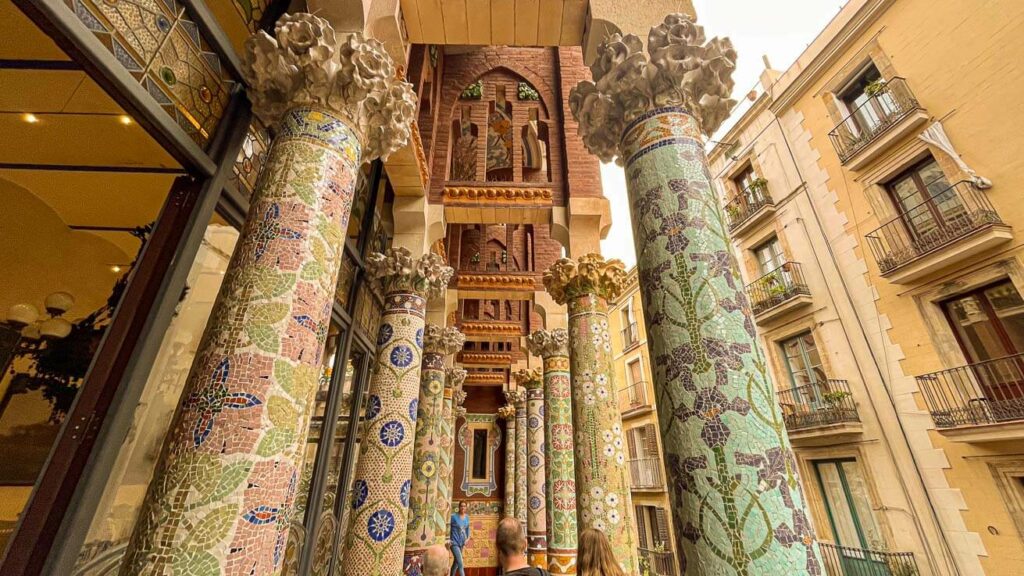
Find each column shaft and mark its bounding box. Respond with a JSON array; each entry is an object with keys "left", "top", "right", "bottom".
[
  {"left": 435, "top": 369, "right": 467, "bottom": 545},
  {"left": 518, "top": 370, "right": 547, "bottom": 568},
  {"left": 121, "top": 107, "right": 360, "bottom": 576},
  {"left": 499, "top": 406, "right": 517, "bottom": 517},
  {"left": 514, "top": 396, "right": 528, "bottom": 531}
]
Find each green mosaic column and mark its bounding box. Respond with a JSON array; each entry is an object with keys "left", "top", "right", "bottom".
[
  {"left": 505, "top": 389, "right": 528, "bottom": 529},
  {"left": 121, "top": 14, "right": 415, "bottom": 576},
  {"left": 526, "top": 329, "right": 578, "bottom": 575},
  {"left": 341, "top": 250, "right": 453, "bottom": 576},
  {"left": 434, "top": 368, "right": 467, "bottom": 545},
  {"left": 498, "top": 403, "right": 517, "bottom": 518},
  {"left": 569, "top": 14, "right": 822, "bottom": 575},
  {"left": 403, "top": 327, "right": 464, "bottom": 574},
  {"left": 543, "top": 256, "right": 638, "bottom": 574},
  {"left": 515, "top": 369, "right": 547, "bottom": 568}
]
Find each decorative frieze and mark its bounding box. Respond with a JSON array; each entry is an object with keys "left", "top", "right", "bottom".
[
  {"left": 465, "top": 372, "right": 506, "bottom": 386},
  {"left": 458, "top": 351, "right": 515, "bottom": 366},
  {"left": 456, "top": 273, "right": 539, "bottom": 292},
  {"left": 443, "top": 186, "right": 554, "bottom": 206},
  {"left": 459, "top": 321, "right": 525, "bottom": 338}
]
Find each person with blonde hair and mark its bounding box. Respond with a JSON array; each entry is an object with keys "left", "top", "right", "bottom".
[{"left": 577, "top": 528, "right": 626, "bottom": 576}]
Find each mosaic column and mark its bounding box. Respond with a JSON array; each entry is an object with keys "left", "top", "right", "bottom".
[
  {"left": 497, "top": 403, "right": 517, "bottom": 518},
  {"left": 342, "top": 249, "right": 453, "bottom": 576},
  {"left": 568, "top": 14, "right": 822, "bottom": 575},
  {"left": 121, "top": 14, "right": 416, "bottom": 576},
  {"left": 510, "top": 389, "right": 528, "bottom": 530},
  {"left": 403, "top": 327, "right": 465, "bottom": 574},
  {"left": 543, "top": 256, "right": 638, "bottom": 573},
  {"left": 515, "top": 369, "right": 547, "bottom": 568},
  {"left": 434, "top": 368, "right": 467, "bottom": 545},
  {"left": 526, "top": 329, "right": 577, "bottom": 575}
]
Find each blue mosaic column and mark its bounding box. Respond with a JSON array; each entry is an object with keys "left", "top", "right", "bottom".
[
  {"left": 515, "top": 369, "right": 547, "bottom": 568},
  {"left": 569, "top": 14, "right": 822, "bottom": 575},
  {"left": 342, "top": 249, "right": 453, "bottom": 576}
]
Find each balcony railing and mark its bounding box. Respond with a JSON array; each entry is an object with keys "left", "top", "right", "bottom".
[
  {"left": 746, "top": 262, "right": 811, "bottom": 315},
  {"left": 916, "top": 352, "right": 1024, "bottom": 428},
  {"left": 819, "top": 543, "right": 919, "bottom": 576},
  {"left": 866, "top": 181, "right": 1004, "bottom": 275},
  {"left": 724, "top": 182, "right": 773, "bottom": 231},
  {"left": 621, "top": 322, "right": 640, "bottom": 348},
  {"left": 638, "top": 547, "right": 677, "bottom": 576},
  {"left": 828, "top": 77, "right": 921, "bottom": 163},
  {"left": 778, "top": 379, "right": 860, "bottom": 431},
  {"left": 628, "top": 457, "right": 664, "bottom": 490},
  {"left": 619, "top": 382, "right": 651, "bottom": 414}
]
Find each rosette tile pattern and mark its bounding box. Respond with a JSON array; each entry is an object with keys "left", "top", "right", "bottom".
[
  {"left": 526, "top": 329, "right": 578, "bottom": 575},
  {"left": 515, "top": 368, "right": 547, "bottom": 568},
  {"left": 434, "top": 367, "right": 467, "bottom": 545},
  {"left": 341, "top": 248, "right": 453, "bottom": 576},
  {"left": 403, "top": 327, "right": 465, "bottom": 574},
  {"left": 569, "top": 14, "right": 822, "bottom": 576},
  {"left": 121, "top": 13, "right": 415, "bottom": 576},
  {"left": 497, "top": 403, "right": 518, "bottom": 518},
  {"left": 543, "top": 255, "right": 638, "bottom": 574}
]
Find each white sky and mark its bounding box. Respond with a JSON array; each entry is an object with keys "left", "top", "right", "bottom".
[{"left": 599, "top": 0, "right": 849, "bottom": 267}]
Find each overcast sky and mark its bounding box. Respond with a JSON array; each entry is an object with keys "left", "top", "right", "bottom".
[{"left": 598, "top": 0, "right": 849, "bottom": 267}]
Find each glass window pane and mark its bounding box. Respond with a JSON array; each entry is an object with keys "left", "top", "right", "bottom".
[
  {"left": 985, "top": 282, "right": 1024, "bottom": 354},
  {"left": 945, "top": 294, "right": 1008, "bottom": 361},
  {"left": 816, "top": 462, "right": 861, "bottom": 547},
  {"left": 840, "top": 461, "right": 885, "bottom": 550}
]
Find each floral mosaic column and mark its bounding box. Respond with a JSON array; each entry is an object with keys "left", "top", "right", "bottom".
[
  {"left": 121, "top": 14, "right": 415, "bottom": 576},
  {"left": 342, "top": 249, "right": 453, "bottom": 576},
  {"left": 515, "top": 369, "right": 547, "bottom": 568},
  {"left": 543, "top": 256, "right": 638, "bottom": 574},
  {"left": 497, "top": 403, "right": 517, "bottom": 517},
  {"left": 568, "top": 14, "right": 822, "bottom": 575},
  {"left": 403, "top": 327, "right": 465, "bottom": 574},
  {"left": 434, "top": 367, "right": 467, "bottom": 545},
  {"left": 509, "top": 389, "right": 529, "bottom": 530},
  {"left": 526, "top": 329, "right": 577, "bottom": 575}
]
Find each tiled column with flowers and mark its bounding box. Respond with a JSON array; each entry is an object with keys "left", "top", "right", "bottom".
[
  {"left": 435, "top": 367, "right": 467, "bottom": 545},
  {"left": 121, "top": 14, "right": 416, "bottom": 576},
  {"left": 514, "top": 369, "right": 547, "bottom": 568},
  {"left": 403, "top": 327, "right": 464, "bottom": 574},
  {"left": 509, "top": 389, "right": 529, "bottom": 530},
  {"left": 341, "top": 249, "right": 453, "bottom": 575},
  {"left": 497, "top": 403, "right": 517, "bottom": 518},
  {"left": 526, "top": 329, "right": 578, "bottom": 575},
  {"left": 543, "top": 255, "right": 638, "bottom": 574},
  {"left": 568, "top": 14, "right": 822, "bottom": 575}
]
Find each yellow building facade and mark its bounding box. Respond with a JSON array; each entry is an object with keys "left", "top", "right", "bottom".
[{"left": 707, "top": 0, "right": 1024, "bottom": 574}]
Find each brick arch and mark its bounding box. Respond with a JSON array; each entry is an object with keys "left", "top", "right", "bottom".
[{"left": 447, "top": 62, "right": 557, "bottom": 121}]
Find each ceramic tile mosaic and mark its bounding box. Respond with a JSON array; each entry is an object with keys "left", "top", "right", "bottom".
[
  {"left": 121, "top": 107, "right": 359, "bottom": 575},
  {"left": 462, "top": 513, "right": 500, "bottom": 569},
  {"left": 458, "top": 414, "right": 502, "bottom": 497},
  {"left": 499, "top": 408, "right": 517, "bottom": 517},
  {"left": 523, "top": 376, "right": 548, "bottom": 568},
  {"left": 513, "top": 396, "right": 528, "bottom": 529},
  {"left": 621, "top": 108, "right": 822, "bottom": 575},
  {"left": 433, "top": 382, "right": 455, "bottom": 545}
]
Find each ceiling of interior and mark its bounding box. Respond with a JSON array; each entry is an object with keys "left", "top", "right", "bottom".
[{"left": 400, "top": 0, "right": 587, "bottom": 46}]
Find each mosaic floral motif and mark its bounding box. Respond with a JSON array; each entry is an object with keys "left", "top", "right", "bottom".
[
  {"left": 621, "top": 109, "right": 821, "bottom": 575},
  {"left": 497, "top": 404, "right": 517, "bottom": 517},
  {"left": 513, "top": 393, "right": 528, "bottom": 527},
  {"left": 515, "top": 368, "right": 548, "bottom": 567},
  {"left": 433, "top": 367, "right": 466, "bottom": 545},
  {"left": 121, "top": 106, "right": 360, "bottom": 575}
]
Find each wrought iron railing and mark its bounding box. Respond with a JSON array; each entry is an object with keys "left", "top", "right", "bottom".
[
  {"left": 746, "top": 262, "right": 811, "bottom": 315},
  {"left": 828, "top": 77, "right": 920, "bottom": 162},
  {"left": 865, "top": 181, "right": 1004, "bottom": 274},
  {"left": 619, "top": 381, "right": 651, "bottom": 413},
  {"left": 819, "top": 542, "right": 919, "bottom": 576},
  {"left": 724, "top": 182, "right": 773, "bottom": 230},
  {"left": 778, "top": 379, "right": 859, "bottom": 431},
  {"left": 638, "top": 547, "right": 677, "bottom": 576},
  {"left": 916, "top": 352, "right": 1024, "bottom": 428},
  {"left": 622, "top": 322, "right": 640, "bottom": 348},
  {"left": 628, "top": 457, "right": 664, "bottom": 490}
]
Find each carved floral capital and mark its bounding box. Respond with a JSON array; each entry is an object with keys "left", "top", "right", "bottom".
[
  {"left": 568, "top": 13, "right": 737, "bottom": 163},
  {"left": 513, "top": 368, "right": 543, "bottom": 389},
  {"left": 242, "top": 13, "right": 417, "bottom": 160},
  {"left": 367, "top": 247, "right": 454, "bottom": 299},
  {"left": 423, "top": 325, "right": 466, "bottom": 355},
  {"left": 504, "top": 389, "right": 526, "bottom": 407},
  {"left": 543, "top": 253, "right": 628, "bottom": 304},
  {"left": 445, "top": 367, "right": 468, "bottom": 390},
  {"left": 454, "top": 406, "right": 467, "bottom": 419},
  {"left": 453, "top": 387, "right": 467, "bottom": 407},
  {"left": 497, "top": 404, "right": 516, "bottom": 420},
  {"left": 525, "top": 329, "right": 570, "bottom": 359}
]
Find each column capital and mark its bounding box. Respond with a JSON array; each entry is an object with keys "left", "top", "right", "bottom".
[
  {"left": 505, "top": 389, "right": 526, "bottom": 408},
  {"left": 567, "top": 13, "right": 737, "bottom": 163},
  {"left": 423, "top": 325, "right": 465, "bottom": 355},
  {"left": 525, "top": 329, "right": 570, "bottom": 359},
  {"left": 497, "top": 404, "right": 516, "bottom": 420},
  {"left": 445, "top": 367, "right": 467, "bottom": 390},
  {"left": 543, "top": 253, "right": 628, "bottom": 304},
  {"left": 513, "top": 368, "right": 543, "bottom": 390},
  {"left": 243, "top": 13, "right": 417, "bottom": 161},
  {"left": 368, "top": 247, "right": 454, "bottom": 299},
  {"left": 453, "top": 387, "right": 467, "bottom": 408}
]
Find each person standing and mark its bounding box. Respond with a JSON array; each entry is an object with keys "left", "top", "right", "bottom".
[
  {"left": 577, "top": 528, "right": 626, "bottom": 576},
  {"left": 495, "top": 517, "right": 549, "bottom": 576},
  {"left": 450, "top": 501, "right": 471, "bottom": 576}
]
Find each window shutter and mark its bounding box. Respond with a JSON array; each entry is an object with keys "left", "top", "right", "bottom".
[
  {"left": 654, "top": 508, "right": 670, "bottom": 545},
  {"left": 643, "top": 423, "right": 659, "bottom": 457},
  {"left": 635, "top": 505, "right": 649, "bottom": 549},
  {"left": 626, "top": 428, "right": 638, "bottom": 459}
]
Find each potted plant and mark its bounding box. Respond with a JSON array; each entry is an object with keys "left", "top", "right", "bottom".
[
  {"left": 822, "top": 390, "right": 851, "bottom": 406},
  {"left": 864, "top": 78, "right": 889, "bottom": 97}
]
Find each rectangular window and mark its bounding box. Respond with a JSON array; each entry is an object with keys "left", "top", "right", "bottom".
[
  {"left": 780, "top": 331, "right": 826, "bottom": 388},
  {"left": 471, "top": 428, "right": 489, "bottom": 480},
  {"left": 839, "top": 63, "right": 897, "bottom": 133},
  {"left": 627, "top": 359, "right": 643, "bottom": 387},
  {"left": 753, "top": 236, "right": 785, "bottom": 275},
  {"left": 813, "top": 459, "right": 884, "bottom": 551},
  {"left": 887, "top": 157, "right": 958, "bottom": 240}
]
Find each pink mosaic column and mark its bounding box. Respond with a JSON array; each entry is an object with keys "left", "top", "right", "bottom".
[
  {"left": 543, "top": 255, "right": 639, "bottom": 574},
  {"left": 341, "top": 249, "right": 452, "bottom": 575},
  {"left": 121, "top": 14, "right": 415, "bottom": 576},
  {"left": 435, "top": 368, "right": 467, "bottom": 545},
  {"left": 515, "top": 369, "right": 548, "bottom": 568},
  {"left": 498, "top": 403, "right": 517, "bottom": 518},
  {"left": 403, "top": 327, "right": 464, "bottom": 574}
]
